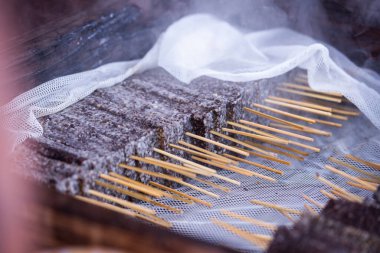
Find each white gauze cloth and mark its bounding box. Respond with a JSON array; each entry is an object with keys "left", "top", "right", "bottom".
[{"left": 3, "top": 14, "right": 380, "bottom": 148}]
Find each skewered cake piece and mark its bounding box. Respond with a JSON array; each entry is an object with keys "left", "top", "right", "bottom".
[
  {"left": 267, "top": 215, "right": 380, "bottom": 253},
  {"left": 321, "top": 199, "right": 380, "bottom": 236},
  {"left": 12, "top": 67, "right": 285, "bottom": 195}
]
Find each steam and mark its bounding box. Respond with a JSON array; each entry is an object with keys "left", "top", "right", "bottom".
[
  {"left": 344, "top": 0, "right": 380, "bottom": 25},
  {"left": 184, "top": 0, "right": 379, "bottom": 72},
  {"left": 188, "top": 0, "right": 289, "bottom": 30},
  {"left": 186, "top": 0, "right": 331, "bottom": 47}
]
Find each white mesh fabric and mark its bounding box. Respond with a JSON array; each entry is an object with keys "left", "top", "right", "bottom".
[
  {"left": 2, "top": 14, "right": 380, "bottom": 148},
  {"left": 142, "top": 114, "right": 379, "bottom": 252}
]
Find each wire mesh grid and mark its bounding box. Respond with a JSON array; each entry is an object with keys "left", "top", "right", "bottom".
[{"left": 135, "top": 112, "right": 380, "bottom": 252}]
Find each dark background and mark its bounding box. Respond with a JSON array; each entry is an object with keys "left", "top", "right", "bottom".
[{"left": 5, "top": 0, "right": 380, "bottom": 98}]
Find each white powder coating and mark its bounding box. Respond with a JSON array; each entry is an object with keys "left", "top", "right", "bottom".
[{"left": 2, "top": 14, "right": 380, "bottom": 148}]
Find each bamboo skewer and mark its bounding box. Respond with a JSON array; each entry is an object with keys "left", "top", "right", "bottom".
[
  {"left": 153, "top": 148, "right": 217, "bottom": 174},
  {"left": 190, "top": 157, "right": 242, "bottom": 185},
  {"left": 248, "top": 115, "right": 338, "bottom": 129},
  {"left": 294, "top": 77, "right": 307, "bottom": 85},
  {"left": 144, "top": 157, "right": 213, "bottom": 177},
  {"left": 146, "top": 157, "right": 209, "bottom": 178},
  {"left": 346, "top": 154, "right": 380, "bottom": 170},
  {"left": 347, "top": 181, "right": 376, "bottom": 191},
  {"left": 316, "top": 174, "right": 352, "bottom": 196},
  {"left": 95, "top": 180, "right": 183, "bottom": 214},
  {"left": 185, "top": 132, "right": 249, "bottom": 156},
  {"left": 234, "top": 126, "right": 320, "bottom": 152},
  {"left": 306, "top": 99, "right": 360, "bottom": 116},
  {"left": 245, "top": 107, "right": 330, "bottom": 136},
  {"left": 169, "top": 144, "right": 233, "bottom": 165},
  {"left": 178, "top": 180, "right": 220, "bottom": 198},
  {"left": 238, "top": 120, "right": 313, "bottom": 142},
  {"left": 108, "top": 172, "right": 176, "bottom": 198},
  {"left": 122, "top": 164, "right": 220, "bottom": 198},
  {"left": 117, "top": 174, "right": 197, "bottom": 205},
  {"left": 251, "top": 152, "right": 290, "bottom": 166},
  {"left": 138, "top": 215, "right": 173, "bottom": 229},
  {"left": 265, "top": 98, "right": 332, "bottom": 116},
  {"left": 100, "top": 173, "right": 164, "bottom": 198},
  {"left": 253, "top": 103, "right": 316, "bottom": 124},
  {"left": 265, "top": 98, "right": 348, "bottom": 122},
  {"left": 222, "top": 156, "right": 278, "bottom": 182},
  {"left": 268, "top": 123, "right": 332, "bottom": 136},
  {"left": 222, "top": 128, "right": 289, "bottom": 145},
  {"left": 119, "top": 163, "right": 184, "bottom": 182},
  {"left": 220, "top": 210, "right": 277, "bottom": 231},
  {"left": 87, "top": 189, "right": 155, "bottom": 215},
  {"left": 312, "top": 118, "right": 342, "bottom": 127},
  {"left": 149, "top": 181, "right": 212, "bottom": 207},
  {"left": 324, "top": 165, "right": 377, "bottom": 191},
  {"left": 315, "top": 174, "right": 363, "bottom": 202},
  {"left": 331, "top": 189, "right": 358, "bottom": 202},
  {"left": 184, "top": 159, "right": 240, "bottom": 183},
  {"left": 209, "top": 156, "right": 233, "bottom": 166},
  {"left": 329, "top": 157, "right": 380, "bottom": 183},
  {"left": 282, "top": 82, "right": 341, "bottom": 96},
  {"left": 228, "top": 121, "right": 282, "bottom": 140},
  {"left": 326, "top": 114, "right": 348, "bottom": 121},
  {"left": 268, "top": 96, "right": 333, "bottom": 112},
  {"left": 282, "top": 83, "right": 343, "bottom": 97},
  {"left": 302, "top": 194, "right": 324, "bottom": 208},
  {"left": 251, "top": 199, "right": 302, "bottom": 215},
  {"left": 193, "top": 177, "right": 231, "bottom": 193},
  {"left": 183, "top": 163, "right": 213, "bottom": 176},
  {"left": 76, "top": 195, "right": 138, "bottom": 218},
  {"left": 287, "top": 140, "right": 320, "bottom": 153},
  {"left": 359, "top": 180, "right": 379, "bottom": 188},
  {"left": 119, "top": 163, "right": 220, "bottom": 198},
  {"left": 245, "top": 107, "right": 304, "bottom": 129},
  {"left": 238, "top": 146, "right": 291, "bottom": 165},
  {"left": 268, "top": 118, "right": 339, "bottom": 130},
  {"left": 304, "top": 204, "right": 318, "bottom": 215},
  {"left": 331, "top": 108, "right": 360, "bottom": 116},
  {"left": 210, "top": 130, "right": 271, "bottom": 155},
  {"left": 245, "top": 142, "right": 304, "bottom": 161},
  {"left": 183, "top": 161, "right": 208, "bottom": 171},
  {"left": 257, "top": 101, "right": 346, "bottom": 125},
  {"left": 223, "top": 126, "right": 288, "bottom": 145},
  {"left": 75, "top": 196, "right": 172, "bottom": 228},
  {"left": 277, "top": 87, "right": 342, "bottom": 103},
  {"left": 269, "top": 142, "right": 309, "bottom": 156},
  {"left": 178, "top": 141, "right": 238, "bottom": 165},
  {"left": 228, "top": 122, "right": 287, "bottom": 142},
  {"left": 191, "top": 155, "right": 254, "bottom": 177},
  {"left": 224, "top": 153, "right": 283, "bottom": 176},
  {"left": 320, "top": 189, "right": 338, "bottom": 200},
  {"left": 130, "top": 156, "right": 197, "bottom": 178},
  {"left": 211, "top": 218, "right": 271, "bottom": 250},
  {"left": 359, "top": 177, "right": 380, "bottom": 185},
  {"left": 130, "top": 156, "right": 227, "bottom": 194},
  {"left": 135, "top": 214, "right": 173, "bottom": 229}
]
